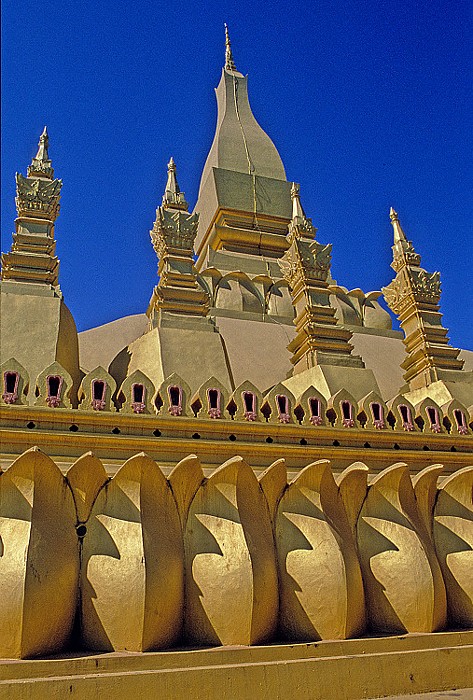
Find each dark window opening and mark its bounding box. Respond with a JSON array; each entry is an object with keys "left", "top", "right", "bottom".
[
  {"left": 309, "top": 398, "right": 320, "bottom": 417},
  {"left": 427, "top": 406, "right": 438, "bottom": 425},
  {"left": 93, "top": 381, "right": 105, "bottom": 401},
  {"left": 371, "top": 403, "right": 382, "bottom": 422},
  {"left": 341, "top": 401, "right": 352, "bottom": 420},
  {"left": 294, "top": 405, "right": 304, "bottom": 424},
  {"left": 277, "top": 395, "right": 288, "bottom": 414},
  {"left": 243, "top": 392, "right": 255, "bottom": 413},
  {"left": 133, "top": 384, "right": 144, "bottom": 403},
  {"left": 454, "top": 409, "right": 467, "bottom": 433},
  {"left": 208, "top": 389, "right": 219, "bottom": 409},
  {"left": 5, "top": 372, "right": 18, "bottom": 394},
  {"left": 48, "top": 376, "right": 61, "bottom": 397},
  {"left": 400, "top": 405, "right": 411, "bottom": 423},
  {"left": 169, "top": 386, "right": 181, "bottom": 406}
]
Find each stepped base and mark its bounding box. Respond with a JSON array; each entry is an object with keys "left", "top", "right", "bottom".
[{"left": 1, "top": 631, "right": 472, "bottom": 700}]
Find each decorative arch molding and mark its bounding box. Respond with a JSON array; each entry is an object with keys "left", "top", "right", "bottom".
[
  {"left": 294, "top": 386, "right": 327, "bottom": 426},
  {"left": 415, "top": 397, "right": 444, "bottom": 434},
  {"left": 34, "top": 361, "right": 73, "bottom": 409},
  {"left": 386, "top": 395, "right": 418, "bottom": 432},
  {"left": 262, "top": 383, "right": 296, "bottom": 424},
  {"left": 191, "top": 376, "right": 229, "bottom": 419},
  {"left": 156, "top": 373, "right": 192, "bottom": 417},
  {"left": 441, "top": 399, "right": 471, "bottom": 436},
  {"left": 214, "top": 271, "right": 264, "bottom": 315},
  {"left": 117, "top": 370, "right": 156, "bottom": 415},
  {"left": 0, "top": 358, "right": 29, "bottom": 406},
  {"left": 357, "top": 391, "right": 388, "bottom": 430},
  {"left": 327, "top": 389, "right": 358, "bottom": 429},
  {"left": 78, "top": 366, "right": 117, "bottom": 412},
  {"left": 229, "top": 380, "right": 263, "bottom": 422}
]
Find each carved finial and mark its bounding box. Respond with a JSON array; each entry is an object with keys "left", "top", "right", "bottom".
[
  {"left": 291, "top": 183, "right": 305, "bottom": 222},
  {"left": 287, "top": 183, "right": 316, "bottom": 241},
  {"left": 162, "top": 157, "right": 189, "bottom": 211},
  {"left": 27, "top": 126, "right": 54, "bottom": 179},
  {"left": 224, "top": 23, "right": 237, "bottom": 72},
  {"left": 389, "top": 207, "right": 408, "bottom": 244}
]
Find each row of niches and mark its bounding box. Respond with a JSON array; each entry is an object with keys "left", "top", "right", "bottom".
[
  {"left": 0, "top": 449, "right": 471, "bottom": 658},
  {"left": 198, "top": 269, "right": 392, "bottom": 330},
  {"left": 2, "top": 358, "right": 472, "bottom": 436}
]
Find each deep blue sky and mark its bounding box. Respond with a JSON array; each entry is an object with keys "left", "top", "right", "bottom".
[{"left": 2, "top": 0, "right": 472, "bottom": 349}]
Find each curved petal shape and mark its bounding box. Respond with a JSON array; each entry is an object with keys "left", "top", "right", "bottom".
[
  {"left": 67, "top": 452, "right": 108, "bottom": 524},
  {"left": 275, "top": 460, "right": 365, "bottom": 641},
  {"left": 357, "top": 463, "right": 447, "bottom": 633},
  {"left": 433, "top": 466, "right": 473, "bottom": 627},
  {"left": 81, "top": 453, "right": 184, "bottom": 651},
  {"left": 184, "top": 456, "right": 278, "bottom": 645},
  {"left": 0, "top": 448, "right": 78, "bottom": 658}
]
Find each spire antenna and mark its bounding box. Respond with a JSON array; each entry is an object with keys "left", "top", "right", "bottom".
[{"left": 224, "top": 23, "right": 237, "bottom": 72}]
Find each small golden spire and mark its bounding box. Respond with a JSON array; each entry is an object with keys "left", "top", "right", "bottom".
[
  {"left": 389, "top": 206, "right": 408, "bottom": 244},
  {"left": 27, "top": 126, "right": 54, "bottom": 179},
  {"left": 224, "top": 23, "right": 237, "bottom": 72}
]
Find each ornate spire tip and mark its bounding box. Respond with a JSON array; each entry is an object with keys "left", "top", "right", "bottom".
[{"left": 224, "top": 23, "right": 237, "bottom": 72}]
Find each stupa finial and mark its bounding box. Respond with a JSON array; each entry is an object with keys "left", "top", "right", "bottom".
[
  {"left": 224, "top": 23, "right": 237, "bottom": 72},
  {"left": 287, "top": 183, "right": 317, "bottom": 241},
  {"left": 162, "top": 157, "right": 189, "bottom": 211},
  {"left": 389, "top": 206, "right": 408, "bottom": 245},
  {"left": 27, "top": 126, "right": 54, "bottom": 179}
]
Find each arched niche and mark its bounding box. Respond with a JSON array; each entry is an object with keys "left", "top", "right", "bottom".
[
  {"left": 78, "top": 366, "right": 117, "bottom": 412},
  {"left": 117, "top": 370, "right": 156, "bottom": 415},
  {"left": 357, "top": 391, "right": 388, "bottom": 430},
  {"left": 261, "top": 383, "right": 296, "bottom": 424},
  {"left": 414, "top": 397, "right": 444, "bottom": 434},
  {"left": 441, "top": 399, "right": 471, "bottom": 436},
  {"left": 327, "top": 389, "right": 358, "bottom": 429},
  {"left": 229, "top": 380, "right": 263, "bottom": 422},
  {"left": 294, "top": 386, "right": 327, "bottom": 426},
  {"left": 156, "top": 373, "right": 192, "bottom": 417},
  {"left": 386, "top": 395, "right": 418, "bottom": 432},
  {"left": 34, "top": 361, "right": 73, "bottom": 409},
  {"left": 0, "top": 358, "right": 29, "bottom": 406},
  {"left": 190, "top": 376, "right": 229, "bottom": 419}
]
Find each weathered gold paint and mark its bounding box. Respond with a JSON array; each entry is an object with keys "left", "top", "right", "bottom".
[
  {"left": 0, "top": 447, "right": 78, "bottom": 658},
  {"left": 276, "top": 459, "right": 366, "bottom": 640},
  {"left": 80, "top": 453, "right": 184, "bottom": 651},
  {"left": 433, "top": 465, "right": 473, "bottom": 627},
  {"left": 357, "top": 462, "right": 447, "bottom": 633},
  {"left": 184, "top": 456, "right": 278, "bottom": 645}
]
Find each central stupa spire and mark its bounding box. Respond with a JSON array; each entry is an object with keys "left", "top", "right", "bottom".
[{"left": 224, "top": 23, "right": 237, "bottom": 72}]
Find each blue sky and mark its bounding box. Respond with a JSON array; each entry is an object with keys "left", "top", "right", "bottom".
[{"left": 2, "top": 0, "right": 472, "bottom": 349}]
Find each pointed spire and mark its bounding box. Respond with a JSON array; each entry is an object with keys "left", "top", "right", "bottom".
[
  {"left": 162, "top": 157, "right": 189, "bottom": 211},
  {"left": 388, "top": 207, "right": 421, "bottom": 272},
  {"left": 224, "top": 23, "right": 237, "bottom": 72},
  {"left": 2, "top": 129, "right": 62, "bottom": 289},
  {"left": 287, "top": 183, "right": 317, "bottom": 241},
  {"left": 382, "top": 210, "right": 464, "bottom": 390},
  {"left": 27, "top": 126, "right": 54, "bottom": 179}
]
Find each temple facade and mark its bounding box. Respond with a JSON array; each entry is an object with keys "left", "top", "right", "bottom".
[{"left": 0, "top": 29, "right": 472, "bottom": 700}]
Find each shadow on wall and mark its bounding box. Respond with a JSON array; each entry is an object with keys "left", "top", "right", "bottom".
[{"left": 0, "top": 448, "right": 471, "bottom": 658}]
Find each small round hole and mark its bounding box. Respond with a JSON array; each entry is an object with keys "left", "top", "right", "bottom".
[
  {"left": 300, "top": 438, "right": 308, "bottom": 446},
  {"left": 27, "top": 421, "right": 35, "bottom": 429},
  {"left": 393, "top": 443, "right": 400, "bottom": 450},
  {"left": 228, "top": 434, "right": 237, "bottom": 441},
  {"left": 111, "top": 427, "right": 121, "bottom": 435},
  {"left": 69, "top": 424, "right": 79, "bottom": 432},
  {"left": 76, "top": 524, "right": 87, "bottom": 538},
  {"left": 192, "top": 433, "right": 201, "bottom": 439},
  {"left": 364, "top": 442, "right": 371, "bottom": 448},
  {"left": 265, "top": 436, "right": 273, "bottom": 443},
  {"left": 332, "top": 440, "right": 340, "bottom": 447},
  {"left": 422, "top": 445, "right": 430, "bottom": 451},
  {"left": 450, "top": 445, "right": 457, "bottom": 452},
  {"left": 153, "top": 429, "right": 161, "bottom": 437}
]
